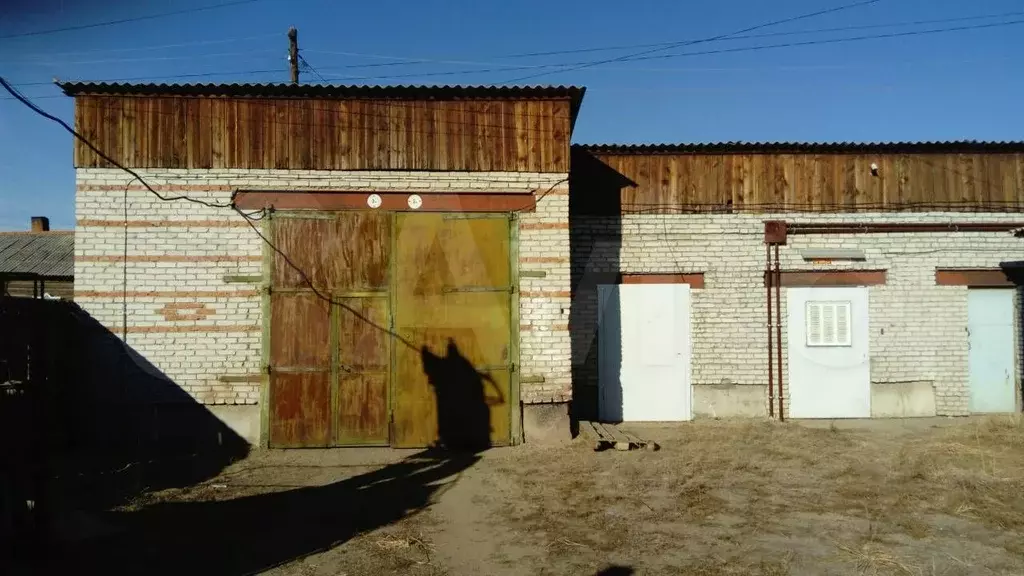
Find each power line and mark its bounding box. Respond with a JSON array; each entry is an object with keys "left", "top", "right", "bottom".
[
  {"left": 7, "top": 16, "right": 1020, "bottom": 90},
  {"left": 616, "top": 18, "right": 1024, "bottom": 64},
  {"left": 500, "top": 9, "right": 1024, "bottom": 59},
  {"left": 4, "top": 33, "right": 280, "bottom": 62},
  {"left": 10, "top": 69, "right": 289, "bottom": 87},
  {"left": 496, "top": 0, "right": 886, "bottom": 83},
  {"left": 2, "top": 49, "right": 282, "bottom": 67},
  {"left": 298, "top": 55, "right": 328, "bottom": 83},
  {"left": 0, "top": 76, "right": 231, "bottom": 209},
  {"left": 296, "top": 9, "right": 1024, "bottom": 73},
  {"left": 319, "top": 16, "right": 1024, "bottom": 83},
  {"left": 0, "top": 0, "right": 275, "bottom": 41}
]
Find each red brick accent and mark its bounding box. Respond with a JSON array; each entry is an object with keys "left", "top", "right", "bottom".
[
  {"left": 77, "top": 184, "right": 234, "bottom": 192},
  {"left": 78, "top": 255, "right": 261, "bottom": 263},
  {"left": 114, "top": 325, "right": 260, "bottom": 334},
  {"left": 520, "top": 290, "right": 571, "bottom": 298},
  {"left": 77, "top": 290, "right": 260, "bottom": 298},
  {"left": 520, "top": 256, "right": 569, "bottom": 264},
  {"left": 158, "top": 302, "right": 216, "bottom": 321},
  {"left": 520, "top": 222, "right": 569, "bottom": 230},
  {"left": 77, "top": 219, "right": 249, "bottom": 228},
  {"left": 621, "top": 273, "right": 705, "bottom": 288},
  {"left": 935, "top": 268, "right": 1014, "bottom": 287}
]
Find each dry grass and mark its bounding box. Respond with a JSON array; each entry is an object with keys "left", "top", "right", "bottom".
[{"left": 484, "top": 416, "right": 1024, "bottom": 575}]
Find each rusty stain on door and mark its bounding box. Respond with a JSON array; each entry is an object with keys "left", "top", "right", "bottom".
[
  {"left": 268, "top": 213, "right": 392, "bottom": 447},
  {"left": 268, "top": 211, "right": 512, "bottom": 448}
]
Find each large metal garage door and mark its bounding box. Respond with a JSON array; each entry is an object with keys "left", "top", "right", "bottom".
[
  {"left": 392, "top": 213, "right": 513, "bottom": 448},
  {"left": 267, "top": 212, "right": 512, "bottom": 448},
  {"left": 268, "top": 213, "right": 392, "bottom": 447}
]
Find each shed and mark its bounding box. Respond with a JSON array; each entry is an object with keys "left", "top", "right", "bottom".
[{"left": 0, "top": 217, "right": 74, "bottom": 299}]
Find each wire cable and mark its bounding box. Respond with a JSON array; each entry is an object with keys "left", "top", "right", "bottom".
[
  {"left": 0, "top": 76, "right": 232, "bottom": 209},
  {"left": 298, "top": 54, "right": 328, "bottom": 83},
  {"left": 7, "top": 33, "right": 280, "bottom": 61},
  {"left": 501, "top": 9, "right": 1024, "bottom": 59},
  {"left": 497, "top": 0, "right": 886, "bottom": 83},
  {"left": 0, "top": 0, "right": 275, "bottom": 41}
]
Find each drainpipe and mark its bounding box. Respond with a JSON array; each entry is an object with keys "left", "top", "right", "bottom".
[
  {"left": 774, "top": 244, "right": 784, "bottom": 422},
  {"left": 766, "top": 244, "right": 774, "bottom": 418}
]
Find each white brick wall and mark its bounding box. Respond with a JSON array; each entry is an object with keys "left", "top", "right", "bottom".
[
  {"left": 571, "top": 211, "right": 1024, "bottom": 417},
  {"left": 519, "top": 187, "right": 572, "bottom": 402},
  {"left": 75, "top": 168, "right": 570, "bottom": 407}
]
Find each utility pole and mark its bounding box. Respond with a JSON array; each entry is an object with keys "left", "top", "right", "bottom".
[{"left": 288, "top": 27, "right": 299, "bottom": 84}]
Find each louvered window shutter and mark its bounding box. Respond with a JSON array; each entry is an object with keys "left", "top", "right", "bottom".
[
  {"left": 806, "top": 302, "right": 822, "bottom": 346},
  {"left": 835, "top": 302, "right": 851, "bottom": 346},
  {"left": 806, "top": 300, "right": 853, "bottom": 347}
]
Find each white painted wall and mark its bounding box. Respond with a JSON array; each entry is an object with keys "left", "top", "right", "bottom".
[
  {"left": 598, "top": 283, "right": 692, "bottom": 422},
  {"left": 787, "top": 287, "right": 871, "bottom": 419}
]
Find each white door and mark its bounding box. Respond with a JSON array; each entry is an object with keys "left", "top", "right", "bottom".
[
  {"left": 968, "top": 289, "right": 1017, "bottom": 413},
  {"left": 598, "top": 283, "right": 692, "bottom": 422},
  {"left": 787, "top": 287, "right": 871, "bottom": 419}
]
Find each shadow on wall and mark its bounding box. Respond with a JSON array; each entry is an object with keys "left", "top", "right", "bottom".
[
  {"left": 0, "top": 298, "right": 249, "bottom": 573},
  {"left": 43, "top": 331, "right": 491, "bottom": 574},
  {"left": 1000, "top": 261, "right": 1024, "bottom": 409},
  {"left": 568, "top": 148, "right": 633, "bottom": 427},
  {"left": 421, "top": 338, "right": 502, "bottom": 451}
]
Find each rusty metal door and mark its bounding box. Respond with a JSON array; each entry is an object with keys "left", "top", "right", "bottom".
[
  {"left": 268, "top": 213, "right": 392, "bottom": 447},
  {"left": 392, "top": 213, "right": 513, "bottom": 448}
]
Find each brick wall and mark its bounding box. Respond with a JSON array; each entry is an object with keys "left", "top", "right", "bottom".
[
  {"left": 519, "top": 185, "right": 572, "bottom": 403},
  {"left": 75, "top": 168, "right": 570, "bottom": 407},
  {"left": 570, "top": 211, "right": 1024, "bottom": 417}
]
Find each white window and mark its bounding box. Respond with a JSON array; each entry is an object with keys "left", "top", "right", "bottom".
[{"left": 806, "top": 301, "right": 852, "bottom": 347}]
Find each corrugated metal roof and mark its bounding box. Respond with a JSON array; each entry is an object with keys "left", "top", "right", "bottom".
[
  {"left": 56, "top": 81, "right": 586, "bottom": 102},
  {"left": 577, "top": 141, "right": 1024, "bottom": 154},
  {"left": 0, "top": 232, "right": 74, "bottom": 277}
]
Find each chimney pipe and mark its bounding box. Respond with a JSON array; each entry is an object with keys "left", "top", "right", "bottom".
[{"left": 31, "top": 216, "right": 50, "bottom": 232}]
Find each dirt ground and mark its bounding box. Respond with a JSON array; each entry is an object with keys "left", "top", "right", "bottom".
[{"left": 77, "top": 416, "right": 1024, "bottom": 575}]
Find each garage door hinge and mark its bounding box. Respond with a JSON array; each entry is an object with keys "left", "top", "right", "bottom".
[{"left": 263, "top": 365, "right": 272, "bottom": 375}]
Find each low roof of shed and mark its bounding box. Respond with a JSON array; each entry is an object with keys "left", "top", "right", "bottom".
[
  {"left": 577, "top": 141, "right": 1024, "bottom": 154},
  {"left": 0, "top": 231, "right": 74, "bottom": 278}
]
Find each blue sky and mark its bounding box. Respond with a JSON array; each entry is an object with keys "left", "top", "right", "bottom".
[{"left": 1, "top": 0, "right": 1023, "bottom": 230}]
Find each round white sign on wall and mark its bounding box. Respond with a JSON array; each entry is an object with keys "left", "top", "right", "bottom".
[
  {"left": 407, "top": 194, "right": 423, "bottom": 210},
  {"left": 366, "top": 194, "right": 382, "bottom": 209}
]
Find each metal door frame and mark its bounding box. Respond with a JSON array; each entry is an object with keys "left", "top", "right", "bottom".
[{"left": 261, "top": 209, "right": 520, "bottom": 448}]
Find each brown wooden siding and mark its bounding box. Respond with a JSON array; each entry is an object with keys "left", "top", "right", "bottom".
[
  {"left": 74, "top": 96, "right": 572, "bottom": 172},
  {"left": 587, "top": 153, "right": 1024, "bottom": 213}
]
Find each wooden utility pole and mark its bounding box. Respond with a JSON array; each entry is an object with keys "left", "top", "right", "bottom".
[{"left": 288, "top": 27, "right": 299, "bottom": 84}]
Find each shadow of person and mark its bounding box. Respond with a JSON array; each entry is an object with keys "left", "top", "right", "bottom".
[
  {"left": 49, "top": 449, "right": 480, "bottom": 575},
  {"left": 420, "top": 338, "right": 498, "bottom": 452},
  {"left": 594, "top": 566, "right": 634, "bottom": 576}
]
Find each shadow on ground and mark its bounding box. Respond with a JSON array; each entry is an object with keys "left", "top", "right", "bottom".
[
  {"left": 51, "top": 449, "right": 480, "bottom": 575},
  {"left": 37, "top": 318, "right": 491, "bottom": 574}
]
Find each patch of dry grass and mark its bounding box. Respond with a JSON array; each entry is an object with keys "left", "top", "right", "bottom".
[{"left": 485, "top": 416, "right": 1024, "bottom": 574}]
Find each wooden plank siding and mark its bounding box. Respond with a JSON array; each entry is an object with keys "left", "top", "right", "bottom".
[
  {"left": 73, "top": 96, "right": 573, "bottom": 172},
  {"left": 585, "top": 152, "right": 1024, "bottom": 213}
]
